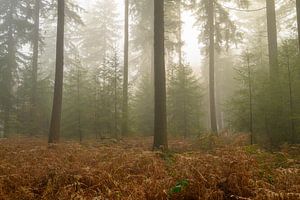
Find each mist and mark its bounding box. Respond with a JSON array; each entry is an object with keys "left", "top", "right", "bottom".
[{"left": 0, "top": 0, "right": 299, "bottom": 199}]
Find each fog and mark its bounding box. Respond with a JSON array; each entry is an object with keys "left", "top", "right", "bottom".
[{"left": 0, "top": 0, "right": 299, "bottom": 198}]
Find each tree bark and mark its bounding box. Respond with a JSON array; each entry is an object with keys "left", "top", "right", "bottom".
[
  {"left": 3, "top": 2, "right": 15, "bottom": 137},
  {"left": 297, "top": 0, "right": 300, "bottom": 52},
  {"left": 246, "top": 53, "right": 253, "bottom": 145},
  {"left": 153, "top": 0, "right": 168, "bottom": 150},
  {"left": 266, "top": 0, "right": 279, "bottom": 80},
  {"left": 31, "top": 0, "right": 40, "bottom": 135},
  {"left": 208, "top": 0, "right": 218, "bottom": 133},
  {"left": 178, "top": 2, "right": 187, "bottom": 138},
  {"left": 122, "top": 0, "right": 129, "bottom": 137},
  {"left": 49, "top": 0, "right": 65, "bottom": 143}
]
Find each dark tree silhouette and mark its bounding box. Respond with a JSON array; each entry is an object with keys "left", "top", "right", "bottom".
[
  {"left": 153, "top": 0, "right": 168, "bottom": 150},
  {"left": 49, "top": 0, "right": 65, "bottom": 143}
]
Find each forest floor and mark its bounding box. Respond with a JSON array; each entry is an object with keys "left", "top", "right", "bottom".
[{"left": 0, "top": 135, "right": 299, "bottom": 200}]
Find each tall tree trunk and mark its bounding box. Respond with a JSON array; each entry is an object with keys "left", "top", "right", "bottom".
[
  {"left": 266, "top": 0, "right": 279, "bottom": 80},
  {"left": 114, "top": 57, "right": 118, "bottom": 139},
  {"left": 153, "top": 0, "right": 168, "bottom": 150},
  {"left": 246, "top": 53, "right": 253, "bottom": 145},
  {"left": 297, "top": 0, "right": 300, "bottom": 52},
  {"left": 266, "top": 0, "right": 281, "bottom": 144},
  {"left": 122, "top": 0, "right": 129, "bottom": 137},
  {"left": 31, "top": 0, "right": 40, "bottom": 135},
  {"left": 285, "top": 46, "right": 295, "bottom": 142},
  {"left": 76, "top": 64, "right": 82, "bottom": 143},
  {"left": 208, "top": 0, "right": 218, "bottom": 133},
  {"left": 49, "top": 0, "right": 65, "bottom": 144},
  {"left": 177, "top": 2, "right": 187, "bottom": 138},
  {"left": 3, "top": 3, "right": 15, "bottom": 137}
]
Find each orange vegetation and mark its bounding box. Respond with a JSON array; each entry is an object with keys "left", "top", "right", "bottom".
[{"left": 0, "top": 136, "right": 299, "bottom": 200}]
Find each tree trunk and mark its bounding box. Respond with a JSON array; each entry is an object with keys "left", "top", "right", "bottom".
[
  {"left": 31, "top": 0, "right": 40, "bottom": 135},
  {"left": 246, "top": 53, "right": 253, "bottom": 145},
  {"left": 114, "top": 56, "right": 118, "bottom": 139},
  {"left": 285, "top": 46, "right": 295, "bottom": 142},
  {"left": 297, "top": 0, "right": 300, "bottom": 52},
  {"left": 153, "top": 0, "right": 168, "bottom": 150},
  {"left": 76, "top": 63, "right": 82, "bottom": 143},
  {"left": 266, "top": 0, "right": 279, "bottom": 80},
  {"left": 208, "top": 0, "right": 218, "bottom": 133},
  {"left": 178, "top": 2, "right": 187, "bottom": 138},
  {"left": 3, "top": 3, "right": 15, "bottom": 137},
  {"left": 49, "top": 0, "right": 65, "bottom": 144},
  {"left": 122, "top": 0, "right": 129, "bottom": 137}
]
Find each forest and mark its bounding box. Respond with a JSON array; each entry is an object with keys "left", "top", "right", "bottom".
[{"left": 0, "top": 0, "right": 300, "bottom": 199}]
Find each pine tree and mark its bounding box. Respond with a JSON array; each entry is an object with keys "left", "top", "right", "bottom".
[
  {"left": 191, "top": 0, "right": 249, "bottom": 133},
  {"left": 168, "top": 64, "right": 203, "bottom": 137},
  {"left": 0, "top": 0, "right": 34, "bottom": 137},
  {"left": 63, "top": 53, "right": 90, "bottom": 142}
]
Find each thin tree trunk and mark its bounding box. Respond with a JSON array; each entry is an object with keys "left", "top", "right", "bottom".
[
  {"left": 122, "top": 0, "right": 129, "bottom": 137},
  {"left": 31, "top": 0, "right": 40, "bottom": 135},
  {"left": 297, "top": 0, "right": 300, "bottom": 52},
  {"left": 76, "top": 64, "right": 82, "bottom": 143},
  {"left": 285, "top": 46, "right": 295, "bottom": 142},
  {"left": 49, "top": 0, "right": 65, "bottom": 144},
  {"left": 208, "top": 0, "right": 218, "bottom": 134},
  {"left": 153, "top": 0, "right": 168, "bottom": 150},
  {"left": 114, "top": 57, "right": 118, "bottom": 139},
  {"left": 178, "top": 2, "right": 187, "bottom": 138},
  {"left": 246, "top": 53, "right": 253, "bottom": 145}
]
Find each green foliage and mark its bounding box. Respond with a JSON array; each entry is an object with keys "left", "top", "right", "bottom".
[
  {"left": 131, "top": 74, "right": 154, "bottom": 136},
  {"left": 227, "top": 39, "right": 300, "bottom": 145},
  {"left": 168, "top": 64, "right": 203, "bottom": 137},
  {"left": 169, "top": 179, "right": 189, "bottom": 195}
]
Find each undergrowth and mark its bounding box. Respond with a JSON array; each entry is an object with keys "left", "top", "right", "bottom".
[{"left": 0, "top": 136, "right": 299, "bottom": 200}]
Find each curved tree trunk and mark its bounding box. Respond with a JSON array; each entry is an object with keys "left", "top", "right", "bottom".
[
  {"left": 153, "top": 0, "right": 168, "bottom": 150},
  {"left": 49, "top": 0, "right": 65, "bottom": 144}
]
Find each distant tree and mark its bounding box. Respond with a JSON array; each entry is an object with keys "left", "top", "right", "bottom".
[
  {"left": 30, "top": 0, "right": 41, "bottom": 135},
  {"left": 278, "top": 40, "right": 299, "bottom": 143},
  {"left": 63, "top": 54, "right": 89, "bottom": 142},
  {"left": 0, "top": 0, "right": 34, "bottom": 137},
  {"left": 49, "top": 0, "right": 65, "bottom": 143},
  {"left": 81, "top": 0, "right": 120, "bottom": 67},
  {"left": 89, "top": 51, "right": 123, "bottom": 139},
  {"left": 132, "top": 74, "right": 154, "bottom": 135},
  {"left": 167, "top": 64, "right": 203, "bottom": 138},
  {"left": 190, "top": 0, "right": 249, "bottom": 133},
  {"left": 122, "top": 0, "right": 129, "bottom": 137},
  {"left": 153, "top": 0, "right": 168, "bottom": 150},
  {"left": 207, "top": 0, "right": 218, "bottom": 134},
  {"left": 131, "top": 0, "right": 154, "bottom": 77}
]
